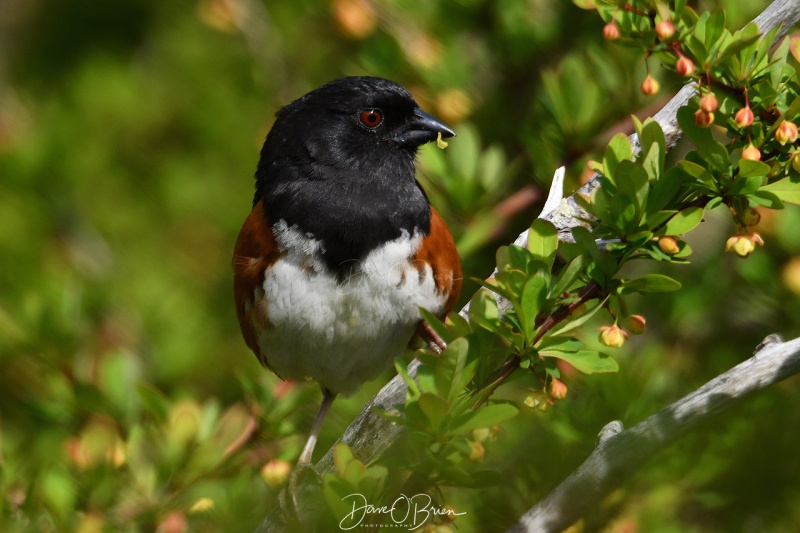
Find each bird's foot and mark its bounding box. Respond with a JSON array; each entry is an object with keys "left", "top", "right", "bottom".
[{"left": 278, "top": 461, "right": 323, "bottom": 527}]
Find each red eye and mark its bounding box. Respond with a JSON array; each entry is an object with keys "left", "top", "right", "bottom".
[{"left": 359, "top": 109, "right": 383, "bottom": 128}]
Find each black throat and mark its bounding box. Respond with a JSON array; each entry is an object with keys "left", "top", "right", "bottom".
[{"left": 256, "top": 152, "right": 431, "bottom": 278}]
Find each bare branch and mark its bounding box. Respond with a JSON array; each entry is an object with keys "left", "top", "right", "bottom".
[{"left": 507, "top": 334, "right": 800, "bottom": 533}]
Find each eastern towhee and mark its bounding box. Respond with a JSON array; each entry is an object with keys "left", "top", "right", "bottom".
[{"left": 233, "top": 76, "right": 462, "bottom": 468}]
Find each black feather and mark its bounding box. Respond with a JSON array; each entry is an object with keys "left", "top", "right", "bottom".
[{"left": 253, "top": 77, "right": 452, "bottom": 277}]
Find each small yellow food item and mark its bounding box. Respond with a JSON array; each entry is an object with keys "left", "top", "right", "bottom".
[{"left": 436, "top": 132, "right": 448, "bottom": 149}]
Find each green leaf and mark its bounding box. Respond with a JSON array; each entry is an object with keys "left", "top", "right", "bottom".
[
  {"left": 528, "top": 219, "right": 558, "bottom": 269},
  {"left": 333, "top": 442, "right": 358, "bottom": 478},
  {"left": 659, "top": 206, "right": 704, "bottom": 236},
  {"left": 435, "top": 338, "right": 472, "bottom": 404},
  {"left": 419, "top": 308, "right": 453, "bottom": 346},
  {"left": 571, "top": 226, "right": 601, "bottom": 262},
  {"left": 418, "top": 393, "right": 451, "bottom": 433},
  {"left": 759, "top": 176, "right": 800, "bottom": 205},
  {"left": 603, "top": 133, "right": 634, "bottom": 181},
  {"left": 678, "top": 106, "right": 714, "bottom": 149},
  {"left": 738, "top": 159, "right": 771, "bottom": 178},
  {"left": 622, "top": 274, "right": 682, "bottom": 293},
  {"left": 616, "top": 160, "right": 649, "bottom": 212},
  {"left": 136, "top": 384, "right": 170, "bottom": 422},
  {"left": 677, "top": 160, "right": 716, "bottom": 187},
  {"left": 395, "top": 358, "right": 421, "bottom": 399},
  {"left": 538, "top": 348, "right": 619, "bottom": 374},
  {"left": 749, "top": 190, "right": 785, "bottom": 209},
  {"left": 638, "top": 118, "right": 666, "bottom": 177},
  {"left": 549, "top": 255, "right": 586, "bottom": 298},
  {"left": 452, "top": 403, "right": 518, "bottom": 434},
  {"left": 729, "top": 175, "right": 765, "bottom": 196},
  {"left": 474, "top": 276, "right": 515, "bottom": 304},
  {"left": 469, "top": 288, "right": 502, "bottom": 333},
  {"left": 520, "top": 275, "right": 547, "bottom": 341},
  {"left": 547, "top": 296, "right": 609, "bottom": 337},
  {"left": 647, "top": 167, "right": 686, "bottom": 213}
]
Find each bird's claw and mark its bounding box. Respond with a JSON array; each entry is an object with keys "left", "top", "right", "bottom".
[{"left": 279, "top": 462, "right": 323, "bottom": 526}]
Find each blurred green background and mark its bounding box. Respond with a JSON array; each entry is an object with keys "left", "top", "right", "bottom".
[{"left": 2, "top": 0, "right": 800, "bottom": 531}]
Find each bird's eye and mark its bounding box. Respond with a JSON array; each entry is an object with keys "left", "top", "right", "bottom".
[{"left": 359, "top": 109, "right": 383, "bottom": 129}]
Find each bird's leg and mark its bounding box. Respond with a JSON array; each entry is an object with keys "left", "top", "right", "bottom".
[
  {"left": 419, "top": 320, "right": 447, "bottom": 354},
  {"left": 297, "top": 388, "right": 336, "bottom": 464},
  {"left": 280, "top": 388, "right": 336, "bottom": 524}
]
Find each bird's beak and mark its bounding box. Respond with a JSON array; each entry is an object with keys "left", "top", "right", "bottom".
[{"left": 394, "top": 109, "right": 456, "bottom": 149}]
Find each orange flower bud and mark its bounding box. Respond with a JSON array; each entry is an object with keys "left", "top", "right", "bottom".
[
  {"left": 626, "top": 314, "right": 647, "bottom": 335},
  {"left": 523, "top": 391, "right": 551, "bottom": 412},
  {"left": 792, "top": 151, "right": 800, "bottom": 173},
  {"left": 547, "top": 378, "right": 568, "bottom": 401},
  {"left": 598, "top": 325, "right": 629, "bottom": 348},
  {"left": 472, "top": 427, "right": 491, "bottom": 443},
  {"left": 655, "top": 20, "right": 675, "bottom": 41},
  {"left": 261, "top": 459, "right": 292, "bottom": 487},
  {"left": 156, "top": 512, "right": 188, "bottom": 533},
  {"left": 467, "top": 440, "right": 485, "bottom": 462},
  {"left": 775, "top": 120, "right": 799, "bottom": 145},
  {"left": 675, "top": 56, "right": 695, "bottom": 77},
  {"left": 603, "top": 21, "right": 621, "bottom": 40},
  {"left": 740, "top": 206, "right": 761, "bottom": 228},
  {"left": 699, "top": 93, "right": 718, "bottom": 113},
  {"left": 725, "top": 232, "right": 764, "bottom": 257},
  {"left": 741, "top": 144, "right": 761, "bottom": 161},
  {"left": 658, "top": 236, "right": 680, "bottom": 255},
  {"left": 694, "top": 109, "right": 714, "bottom": 127},
  {"left": 735, "top": 106, "right": 754, "bottom": 128},
  {"left": 641, "top": 75, "right": 659, "bottom": 96}
]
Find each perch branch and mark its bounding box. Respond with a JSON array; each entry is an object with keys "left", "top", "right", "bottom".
[{"left": 507, "top": 334, "right": 800, "bottom": 533}]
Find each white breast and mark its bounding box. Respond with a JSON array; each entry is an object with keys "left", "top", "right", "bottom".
[{"left": 253, "top": 221, "right": 446, "bottom": 396}]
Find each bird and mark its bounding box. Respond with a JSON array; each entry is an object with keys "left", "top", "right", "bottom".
[{"left": 232, "top": 76, "right": 462, "bottom": 471}]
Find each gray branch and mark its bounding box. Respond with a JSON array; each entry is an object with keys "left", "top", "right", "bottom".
[
  {"left": 257, "top": 1, "right": 800, "bottom": 530},
  {"left": 508, "top": 334, "right": 800, "bottom": 532}
]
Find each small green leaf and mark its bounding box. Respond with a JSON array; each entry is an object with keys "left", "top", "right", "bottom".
[
  {"left": 435, "top": 338, "right": 472, "bottom": 403},
  {"left": 659, "top": 206, "right": 704, "bottom": 236},
  {"left": 469, "top": 288, "right": 502, "bottom": 333},
  {"left": 419, "top": 308, "right": 453, "bottom": 345},
  {"left": 547, "top": 296, "right": 608, "bottom": 337},
  {"left": 452, "top": 403, "right": 518, "bottom": 434},
  {"left": 520, "top": 275, "right": 548, "bottom": 341},
  {"left": 615, "top": 160, "right": 649, "bottom": 214},
  {"left": 749, "top": 191, "right": 784, "bottom": 209},
  {"left": 333, "top": 442, "right": 357, "bottom": 478},
  {"left": 528, "top": 219, "right": 558, "bottom": 269},
  {"left": 759, "top": 176, "right": 800, "bottom": 205},
  {"left": 539, "top": 348, "right": 619, "bottom": 374},
  {"left": 395, "top": 358, "right": 421, "bottom": 398},
  {"left": 638, "top": 118, "right": 666, "bottom": 177},
  {"left": 603, "top": 133, "right": 634, "bottom": 180},
  {"left": 738, "top": 159, "right": 770, "bottom": 178},
  {"left": 622, "top": 274, "right": 682, "bottom": 293},
  {"left": 549, "top": 255, "right": 586, "bottom": 298},
  {"left": 136, "top": 384, "right": 170, "bottom": 422},
  {"left": 730, "top": 175, "right": 765, "bottom": 196},
  {"left": 647, "top": 167, "right": 686, "bottom": 213},
  {"left": 676, "top": 160, "right": 716, "bottom": 187},
  {"left": 418, "top": 393, "right": 451, "bottom": 433}
]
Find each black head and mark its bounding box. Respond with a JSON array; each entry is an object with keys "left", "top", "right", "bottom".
[{"left": 253, "top": 76, "right": 455, "bottom": 275}]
